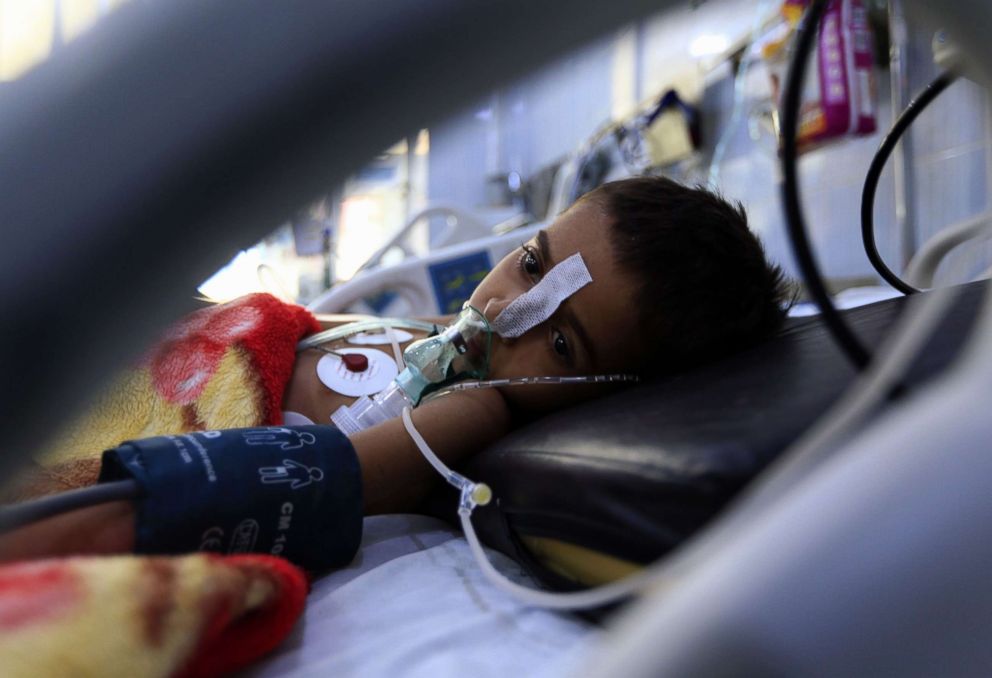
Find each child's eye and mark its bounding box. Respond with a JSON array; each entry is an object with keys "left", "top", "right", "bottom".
[
  {"left": 519, "top": 244, "right": 542, "bottom": 282},
  {"left": 551, "top": 329, "right": 571, "bottom": 361}
]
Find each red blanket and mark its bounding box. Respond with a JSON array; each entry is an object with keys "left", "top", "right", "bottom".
[
  {"left": 1, "top": 294, "right": 323, "bottom": 676},
  {"left": 0, "top": 554, "right": 308, "bottom": 677},
  {"left": 6, "top": 293, "right": 320, "bottom": 501}
]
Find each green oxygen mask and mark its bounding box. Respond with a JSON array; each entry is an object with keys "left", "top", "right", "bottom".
[
  {"left": 329, "top": 305, "right": 492, "bottom": 436},
  {"left": 396, "top": 304, "right": 492, "bottom": 405}
]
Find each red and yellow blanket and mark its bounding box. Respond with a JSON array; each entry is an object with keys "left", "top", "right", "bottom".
[
  {"left": 6, "top": 293, "right": 320, "bottom": 502},
  {"left": 1, "top": 294, "right": 323, "bottom": 676},
  {"left": 0, "top": 554, "right": 307, "bottom": 677}
]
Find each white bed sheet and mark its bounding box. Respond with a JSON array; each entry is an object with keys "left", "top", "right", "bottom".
[{"left": 242, "top": 514, "right": 597, "bottom": 678}]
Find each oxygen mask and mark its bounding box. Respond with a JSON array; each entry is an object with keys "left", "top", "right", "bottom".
[
  {"left": 331, "top": 305, "right": 492, "bottom": 435},
  {"left": 396, "top": 304, "right": 492, "bottom": 405}
]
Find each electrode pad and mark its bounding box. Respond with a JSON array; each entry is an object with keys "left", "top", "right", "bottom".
[
  {"left": 316, "top": 347, "right": 398, "bottom": 397},
  {"left": 492, "top": 252, "right": 592, "bottom": 338}
]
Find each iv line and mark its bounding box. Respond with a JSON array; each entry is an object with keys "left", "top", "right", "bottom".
[{"left": 400, "top": 371, "right": 662, "bottom": 611}]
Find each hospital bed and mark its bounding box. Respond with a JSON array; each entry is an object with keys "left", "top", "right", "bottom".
[
  {"left": 3, "top": 0, "right": 992, "bottom": 676},
  {"left": 308, "top": 223, "right": 544, "bottom": 317}
]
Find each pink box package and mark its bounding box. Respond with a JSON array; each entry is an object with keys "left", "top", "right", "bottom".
[{"left": 767, "top": 0, "right": 877, "bottom": 148}]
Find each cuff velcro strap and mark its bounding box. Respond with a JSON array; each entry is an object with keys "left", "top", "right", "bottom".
[{"left": 99, "top": 425, "right": 362, "bottom": 572}]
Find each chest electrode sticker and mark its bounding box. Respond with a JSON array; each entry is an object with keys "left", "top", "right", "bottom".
[
  {"left": 316, "top": 347, "right": 398, "bottom": 397},
  {"left": 347, "top": 328, "right": 414, "bottom": 346}
]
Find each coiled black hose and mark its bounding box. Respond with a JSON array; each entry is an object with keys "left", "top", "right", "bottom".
[
  {"left": 779, "top": 0, "right": 871, "bottom": 369},
  {"left": 861, "top": 71, "right": 959, "bottom": 295}
]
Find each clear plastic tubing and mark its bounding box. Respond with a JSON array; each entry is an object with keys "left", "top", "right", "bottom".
[
  {"left": 332, "top": 382, "right": 413, "bottom": 436},
  {"left": 399, "top": 402, "right": 665, "bottom": 611},
  {"left": 330, "top": 307, "right": 493, "bottom": 435},
  {"left": 423, "top": 373, "right": 640, "bottom": 402},
  {"left": 296, "top": 318, "right": 437, "bottom": 353},
  {"left": 336, "top": 374, "right": 641, "bottom": 435}
]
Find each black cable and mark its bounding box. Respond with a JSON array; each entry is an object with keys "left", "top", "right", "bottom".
[
  {"left": 0, "top": 479, "right": 141, "bottom": 534},
  {"left": 862, "top": 71, "right": 959, "bottom": 295},
  {"left": 780, "top": 0, "right": 871, "bottom": 369}
]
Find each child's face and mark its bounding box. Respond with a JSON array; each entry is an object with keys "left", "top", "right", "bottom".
[{"left": 468, "top": 199, "right": 648, "bottom": 413}]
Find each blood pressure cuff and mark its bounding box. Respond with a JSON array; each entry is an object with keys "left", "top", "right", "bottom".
[{"left": 99, "top": 425, "right": 362, "bottom": 572}]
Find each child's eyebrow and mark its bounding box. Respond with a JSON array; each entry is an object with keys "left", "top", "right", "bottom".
[
  {"left": 536, "top": 228, "right": 552, "bottom": 266},
  {"left": 536, "top": 228, "right": 598, "bottom": 369}
]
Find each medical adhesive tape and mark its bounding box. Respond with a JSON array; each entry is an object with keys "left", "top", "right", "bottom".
[
  {"left": 492, "top": 252, "right": 592, "bottom": 338},
  {"left": 99, "top": 425, "right": 362, "bottom": 571}
]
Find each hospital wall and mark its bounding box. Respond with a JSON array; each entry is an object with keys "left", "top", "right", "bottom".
[{"left": 428, "top": 9, "right": 992, "bottom": 290}]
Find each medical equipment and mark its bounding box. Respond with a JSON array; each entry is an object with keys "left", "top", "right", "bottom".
[
  {"left": 298, "top": 318, "right": 438, "bottom": 351},
  {"left": 347, "top": 328, "right": 414, "bottom": 345},
  {"left": 903, "top": 211, "right": 992, "bottom": 289},
  {"left": 351, "top": 205, "right": 493, "bottom": 278},
  {"left": 780, "top": 0, "right": 872, "bottom": 369},
  {"left": 861, "top": 71, "right": 958, "bottom": 295},
  {"left": 0, "top": 426, "right": 364, "bottom": 573},
  {"left": 3, "top": 0, "right": 992, "bottom": 674},
  {"left": 406, "top": 371, "right": 650, "bottom": 610},
  {"left": 306, "top": 223, "right": 544, "bottom": 317},
  {"left": 492, "top": 253, "right": 593, "bottom": 338},
  {"left": 0, "top": 479, "right": 141, "bottom": 533},
  {"left": 313, "top": 346, "right": 371, "bottom": 372},
  {"left": 782, "top": 1, "right": 977, "bottom": 370},
  {"left": 330, "top": 305, "right": 492, "bottom": 435},
  {"left": 330, "top": 249, "right": 604, "bottom": 436},
  {"left": 707, "top": 0, "right": 777, "bottom": 189},
  {"left": 402, "top": 405, "right": 664, "bottom": 611},
  {"left": 316, "top": 348, "right": 398, "bottom": 397},
  {"left": 423, "top": 373, "right": 640, "bottom": 398}
]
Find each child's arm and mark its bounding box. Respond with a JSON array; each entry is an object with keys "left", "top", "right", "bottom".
[
  {"left": 0, "top": 387, "right": 510, "bottom": 563},
  {"left": 354, "top": 385, "right": 510, "bottom": 514}
]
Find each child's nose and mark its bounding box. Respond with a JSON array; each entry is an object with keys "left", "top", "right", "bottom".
[{"left": 482, "top": 298, "right": 512, "bottom": 329}]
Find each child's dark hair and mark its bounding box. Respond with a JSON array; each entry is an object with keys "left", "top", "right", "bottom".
[{"left": 584, "top": 176, "right": 792, "bottom": 373}]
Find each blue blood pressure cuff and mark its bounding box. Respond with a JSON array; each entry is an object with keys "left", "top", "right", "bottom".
[{"left": 98, "top": 425, "right": 362, "bottom": 572}]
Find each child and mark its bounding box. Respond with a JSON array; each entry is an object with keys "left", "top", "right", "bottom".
[{"left": 0, "top": 176, "right": 790, "bottom": 561}]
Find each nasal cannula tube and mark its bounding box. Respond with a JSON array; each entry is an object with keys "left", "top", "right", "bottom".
[{"left": 423, "top": 373, "right": 640, "bottom": 402}]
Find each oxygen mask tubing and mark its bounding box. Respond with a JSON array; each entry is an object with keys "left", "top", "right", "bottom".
[{"left": 331, "top": 304, "right": 492, "bottom": 435}]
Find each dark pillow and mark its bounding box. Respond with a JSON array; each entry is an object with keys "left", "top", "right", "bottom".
[{"left": 428, "top": 282, "right": 985, "bottom": 587}]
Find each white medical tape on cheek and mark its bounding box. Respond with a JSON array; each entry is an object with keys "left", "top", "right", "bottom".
[{"left": 492, "top": 252, "right": 592, "bottom": 338}]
